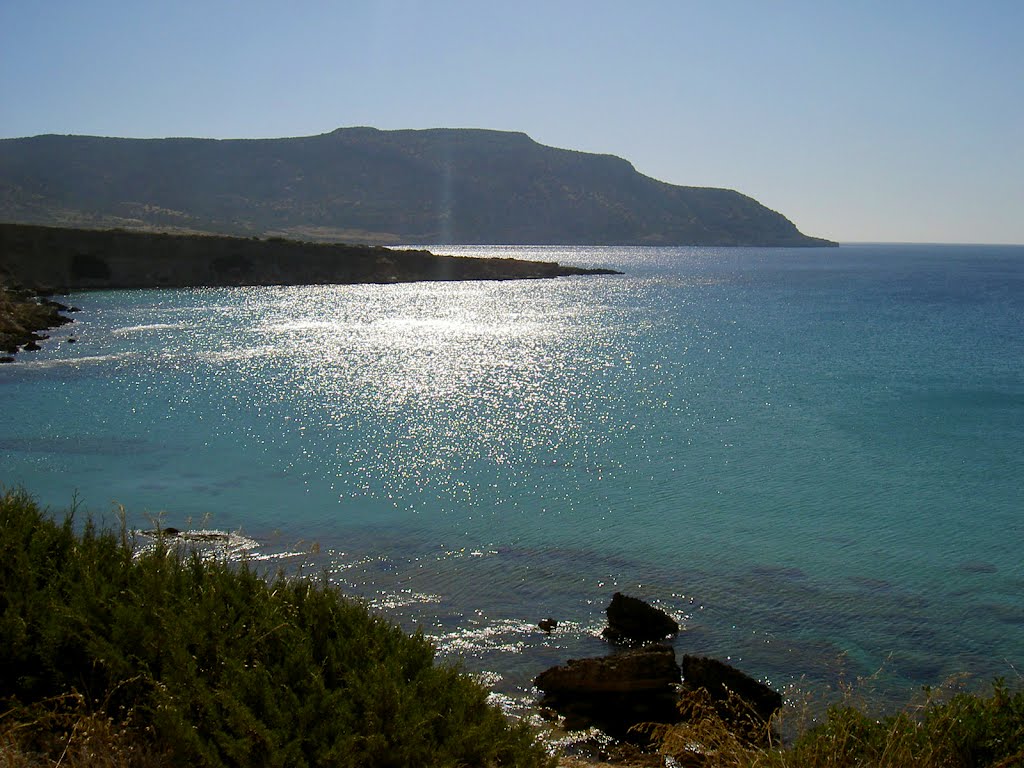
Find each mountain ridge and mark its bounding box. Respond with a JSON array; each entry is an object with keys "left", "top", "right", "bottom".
[{"left": 0, "top": 127, "right": 835, "bottom": 247}]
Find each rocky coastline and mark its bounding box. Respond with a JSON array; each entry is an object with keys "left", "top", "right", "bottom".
[
  {"left": 0, "top": 222, "right": 620, "bottom": 360},
  {"left": 0, "top": 284, "right": 77, "bottom": 362},
  {"left": 0, "top": 222, "right": 620, "bottom": 293},
  {"left": 538, "top": 592, "right": 783, "bottom": 760}
]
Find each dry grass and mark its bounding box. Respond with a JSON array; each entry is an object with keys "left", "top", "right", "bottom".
[
  {"left": 0, "top": 694, "right": 171, "bottom": 768},
  {"left": 633, "top": 673, "right": 1024, "bottom": 768}
]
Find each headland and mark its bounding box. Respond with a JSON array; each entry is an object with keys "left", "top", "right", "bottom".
[{"left": 0, "top": 222, "right": 620, "bottom": 358}]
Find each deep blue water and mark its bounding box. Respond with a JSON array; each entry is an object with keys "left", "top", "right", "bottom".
[{"left": 2, "top": 243, "right": 1022, "bottom": 715}]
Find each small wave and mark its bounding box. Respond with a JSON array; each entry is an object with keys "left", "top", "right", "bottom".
[
  {"left": 245, "top": 549, "right": 311, "bottom": 562},
  {"left": 260, "top": 320, "right": 340, "bottom": 333},
  {"left": 431, "top": 617, "right": 534, "bottom": 655},
  {"left": 197, "top": 346, "right": 278, "bottom": 362},
  {"left": 21, "top": 353, "right": 134, "bottom": 368},
  {"left": 370, "top": 589, "right": 443, "bottom": 610},
  {"left": 113, "top": 323, "right": 188, "bottom": 334}
]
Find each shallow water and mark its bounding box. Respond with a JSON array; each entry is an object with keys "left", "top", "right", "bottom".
[{"left": 2, "top": 243, "right": 1022, "bottom": 714}]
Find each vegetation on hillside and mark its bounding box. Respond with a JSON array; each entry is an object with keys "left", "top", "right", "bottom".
[
  {"left": 0, "top": 489, "right": 554, "bottom": 767},
  {"left": 0, "top": 129, "right": 835, "bottom": 247},
  {"left": 2, "top": 487, "right": 1020, "bottom": 767}
]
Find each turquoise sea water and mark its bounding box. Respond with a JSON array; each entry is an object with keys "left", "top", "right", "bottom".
[{"left": 2, "top": 243, "right": 1022, "bottom": 713}]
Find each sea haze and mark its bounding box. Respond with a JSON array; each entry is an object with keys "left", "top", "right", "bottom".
[{"left": 1, "top": 243, "right": 1022, "bottom": 714}]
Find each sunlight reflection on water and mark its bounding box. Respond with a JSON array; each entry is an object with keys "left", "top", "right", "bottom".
[{"left": 2, "top": 244, "right": 1022, "bottom": 720}]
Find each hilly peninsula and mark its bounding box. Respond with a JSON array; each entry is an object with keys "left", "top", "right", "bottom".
[{"left": 0, "top": 127, "right": 834, "bottom": 247}]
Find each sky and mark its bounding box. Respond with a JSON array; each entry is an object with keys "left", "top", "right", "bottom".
[{"left": 2, "top": 1, "right": 1022, "bottom": 244}]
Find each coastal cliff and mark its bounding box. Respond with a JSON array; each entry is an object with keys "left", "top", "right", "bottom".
[
  {"left": 0, "top": 222, "right": 618, "bottom": 358},
  {"left": 0, "top": 222, "right": 619, "bottom": 293}
]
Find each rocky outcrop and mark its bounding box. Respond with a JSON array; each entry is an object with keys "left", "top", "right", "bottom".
[
  {"left": 602, "top": 592, "right": 679, "bottom": 645},
  {"left": 534, "top": 594, "right": 783, "bottom": 751},
  {"left": 0, "top": 284, "right": 74, "bottom": 358},
  {"left": 680, "top": 655, "right": 783, "bottom": 743},
  {"left": 0, "top": 223, "right": 620, "bottom": 293},
  {"left": 535, "top": 644, "right": 681, "bottom": 738},
  {"left": 536, "top": 644, "right": 681, "bottom": 696},
  {"left": 682, "top": 655, "right": 783, "bottom": 720}
]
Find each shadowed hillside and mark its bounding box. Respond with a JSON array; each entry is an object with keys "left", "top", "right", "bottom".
[{"left": 0, "top": 128, "right": 834, "bottom": 247}]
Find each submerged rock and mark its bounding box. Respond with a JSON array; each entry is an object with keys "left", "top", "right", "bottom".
[{"left": 602, "top": 592, "right": 679, "bottom": 644}]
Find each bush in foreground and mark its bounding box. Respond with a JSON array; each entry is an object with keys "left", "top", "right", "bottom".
[{"left": 0, "top": 489, "right": 554, "bottom": 767}]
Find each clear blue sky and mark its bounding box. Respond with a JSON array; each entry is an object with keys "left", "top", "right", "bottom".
[{"left": 2, "top": 1, "right": 1022, "bottom": 244}]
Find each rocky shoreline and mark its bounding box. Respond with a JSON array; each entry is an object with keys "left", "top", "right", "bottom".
[
  {"left": 538, "top": 593, "right": 782, "bottom": 760},
  {"left": 0, "top": 222, "right": 621, "bottom": 293},
  {"left": 0, "top": 284, "right": 77, "bottom": 362},
  {"left": 0, "top": 221, "right": 621, "bottom": 360}
]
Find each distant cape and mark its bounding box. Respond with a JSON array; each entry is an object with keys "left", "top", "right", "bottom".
[{"left": 0, "top": 127, "right": 835, "bottom": 247}]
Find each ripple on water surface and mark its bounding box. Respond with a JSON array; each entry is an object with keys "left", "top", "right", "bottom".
[{"left": 1, "top": 244, "right": 1022, "bottom": 712}]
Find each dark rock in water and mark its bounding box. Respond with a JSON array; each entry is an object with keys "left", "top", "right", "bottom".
[
  {"left": 957, "top": 560, "right": 998, "bottom": 574},
  {"left": 681, "top": 655, "right": 782, "bottom": 730},
  {"left": 0, "top": 355, "right": 14, "bottom": 363},
  {"left": 21, "top": 340, "right": 41, "bottom": 352},
  {"left": 602, "top": 592, "right": 679, "bottom": 644},
  {"left": 535, "top": 644, "right": 681, "bottom": 739},
  {"left": 538, "top": 618, "right": 557, "bottom": 633},
  {"left": 67, "top": 337, "right": 76, "bottom": 343}
]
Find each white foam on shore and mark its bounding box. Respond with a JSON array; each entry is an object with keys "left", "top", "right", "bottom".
[{"left": 133, "top": 528, "right": 260, "bottom": 559}]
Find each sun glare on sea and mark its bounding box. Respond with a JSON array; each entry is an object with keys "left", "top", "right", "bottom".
[{"left": 229, "top": 278, "right": 619, "bottom": 512}]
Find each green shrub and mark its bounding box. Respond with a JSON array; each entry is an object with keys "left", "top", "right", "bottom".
[
  {"left": 642, "top": 678, "right": 1024, "bottom": 768},
  {"left": 779, "top": 681, "right": 1024, "bottom": 768},
  {"left": 0, "top": 489, "right": 554, "bottom": 767}
]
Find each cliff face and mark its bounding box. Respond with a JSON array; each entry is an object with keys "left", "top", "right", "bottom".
[
  {"left": 0, "top": 223, "right": 618, "bottom": 294},
  {"left": 0, "top": 128, "right": 835, "bottom": 247}
]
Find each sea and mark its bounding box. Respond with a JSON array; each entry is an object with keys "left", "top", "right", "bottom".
[{"left": 2, "top": 243, "right": 1022, "bottom": 719}]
